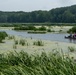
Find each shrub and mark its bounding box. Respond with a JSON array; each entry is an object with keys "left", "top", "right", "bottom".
[
  {"left": 67, "top": 26, "right": 76, "bottom": 33},
  {"left": 47, "top": 29, "right": 51, "bottom": 32},
  {"left": 0, "top": 32, "right": 8, "bottom": 43}
]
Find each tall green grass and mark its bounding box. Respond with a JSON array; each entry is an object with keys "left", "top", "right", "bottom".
[{"left": 0, "top": 50, "right": 76, "bottom": 75}]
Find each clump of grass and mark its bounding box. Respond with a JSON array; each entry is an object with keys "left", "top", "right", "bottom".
[
  {"left": 19, "top": 39, "right": 25, "bottom": 46},
  {"left": 33, "top": 40, "right": 44, "bottom": 46},
  {"left": 0, "top": 31, "right": 8, "bottom": 43},
  {"left": 8, "top": 35, "right": 15, "bottom": 40},
  {"left": 13, "top": 44, "right": 17, "bottom": 49},
  {"left": 0, "top": 51, "right": 76, "bottom": 75},
  {"left": 59, "top": 29, "right": 62, "bottom": 32},
  {"left": 14, "top": 40, "right": 18, "bottom": 45},
  {"left": 68, "top": 46, "right": 75, "bottom": 52}
]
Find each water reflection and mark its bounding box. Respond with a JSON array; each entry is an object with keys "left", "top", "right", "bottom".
[
  {"left": 67, "top": 38, "right": 76, "bottom": 43},
  {"left": 72, "top": 39, "right": 76, "bottom": 44}
]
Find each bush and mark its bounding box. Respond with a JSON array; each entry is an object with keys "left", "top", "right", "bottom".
[
  {"left": 0, "top": 32, "right": 8, "bottom": 43},
  {"left": 38, "top": 26, "right": 46, "bottom": 31},
  {"left": 67, "top": 26, "right": 76, "bottom": 33}
]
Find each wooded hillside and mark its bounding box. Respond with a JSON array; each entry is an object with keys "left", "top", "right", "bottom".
[{"left": 0, "top": 5, "right": 76, "bottom": 23}]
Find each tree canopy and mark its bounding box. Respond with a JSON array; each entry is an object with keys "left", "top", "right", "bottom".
[{"left": 0, "top": 5, "right": 76, "bottom": 23}]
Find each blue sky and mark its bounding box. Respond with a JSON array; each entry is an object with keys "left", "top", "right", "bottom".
[{"left": 0, "top": 0, "right": 76, "bottom": 12}]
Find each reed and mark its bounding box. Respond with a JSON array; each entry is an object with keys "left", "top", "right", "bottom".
[{"left": 0, "top": 50, "right": 76, "bottom": 75}]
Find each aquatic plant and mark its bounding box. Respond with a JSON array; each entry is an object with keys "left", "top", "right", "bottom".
[{"left": 0, "top": 31, "right": 8, "bottom": 43}]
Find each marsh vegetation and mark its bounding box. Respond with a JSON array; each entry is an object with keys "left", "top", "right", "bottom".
[{"left": 0, "top": 51, "right": 76, "bottom": 75}]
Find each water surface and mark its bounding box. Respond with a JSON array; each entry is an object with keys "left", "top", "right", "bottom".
[{"left": 0, "top": 30, "right": 76, "bottom": 44}]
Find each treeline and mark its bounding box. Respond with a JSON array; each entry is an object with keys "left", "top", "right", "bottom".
[{"left": 0, "top": 5, "right": 76, "bottom": 23}]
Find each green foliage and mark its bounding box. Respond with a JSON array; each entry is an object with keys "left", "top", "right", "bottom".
[
  {"left": 33, "top": 40, "right": 44, "bottom": 46},
  {"left": 67, "top": 26, "right": 76, "bottom": 33},
  {"left": 19, "top": 39, "right": 25, "bottom": 46},
  {"left": 14, "top": 26, "right": 36, "bottom": 30},
  {"left": 38, "top": 26, "right": 46, "bottom": 31},
  {"left": 0, "top": 51, "right": 76, "bottom": 75},
  {"left": 68, "top": 46, "right": 75, "bottom": 52},
  {"left": 47, "top": 29, "right": 51, "bottom": 32},
  {"left": 0, "top": 32, "right": 8, "bottom": 43},
  {"left": 0, "top": 5, "right": 76, "bottom": 23}
]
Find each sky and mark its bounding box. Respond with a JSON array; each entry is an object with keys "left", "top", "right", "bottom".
[{"left": 0, "top": 0, "right": 76, "bottom": 12}]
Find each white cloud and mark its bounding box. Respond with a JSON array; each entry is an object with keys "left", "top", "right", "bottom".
[{"left": 0, "top": 0, "right": 76, "bottom": 11}]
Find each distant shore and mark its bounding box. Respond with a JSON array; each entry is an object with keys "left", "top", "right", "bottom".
[{"left": 0, "top": 26, "right": 73, "bottom": 33}]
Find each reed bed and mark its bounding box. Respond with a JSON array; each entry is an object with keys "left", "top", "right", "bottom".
[{"left": 0, "top": 50, "right": 76, "bottom": 75}]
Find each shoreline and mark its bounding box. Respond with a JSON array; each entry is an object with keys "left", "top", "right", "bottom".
[
  {"left": 0, "top": 35, "right": 76, "bottom": 57},
  {"left": 0, "top": 26, "right": 76, "bottom": 58}
]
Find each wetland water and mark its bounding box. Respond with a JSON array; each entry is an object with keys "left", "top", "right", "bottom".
[{"left": 0, "top": 30, "right": 76, "bottom": 44}]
